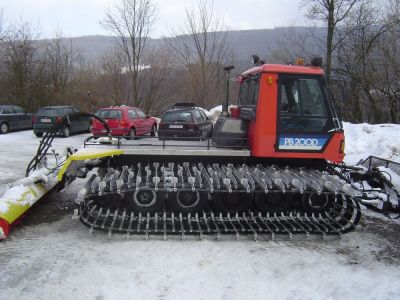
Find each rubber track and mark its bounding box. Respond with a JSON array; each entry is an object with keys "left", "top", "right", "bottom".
[
  {"left": 78, "top": 199, "right": 361, "bottom": 240},
  {"left": 76, "top": 162, "right": 361, "bottom": 240}
]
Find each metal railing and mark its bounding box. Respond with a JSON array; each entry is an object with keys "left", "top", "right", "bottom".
[
  {"left": 84, "top": 130, "right": 249, "bottom": 151},
  {"left": 358, "top": 156, "right": 400, "bottom": 176}
]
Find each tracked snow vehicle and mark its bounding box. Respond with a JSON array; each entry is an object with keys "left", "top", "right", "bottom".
[
  {"left": 1, "top": 57, "right": 398, "bottom": 240},
  {"left": 64, "top": 58, "right": 364, "bottom": 240}
]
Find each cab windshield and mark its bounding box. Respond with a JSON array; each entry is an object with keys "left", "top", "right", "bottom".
[{"left": 279, "top": 75, "right": 333, "bottom": 134}]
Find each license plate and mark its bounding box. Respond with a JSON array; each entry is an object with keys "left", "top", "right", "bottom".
[
  {"left": 169, "top": 125, "right": 183, "bottom": 129},
  {"left": 41, "top": 118, "right": 52, "bottom": 123}
]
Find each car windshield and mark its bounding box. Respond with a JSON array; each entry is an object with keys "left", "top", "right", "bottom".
[
  {"left": 162, "top": 110, "right": 193, "bottom": 123},
  {"left": 95, "top": 109, "right": 122, "bottom": 120},
  {"left": 37, "top": 108, "right": 59, "bottom": 116}
]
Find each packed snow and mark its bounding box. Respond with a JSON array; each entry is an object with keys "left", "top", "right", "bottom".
[{"left": 0, "top": 122, "right": 399, "bottom": 300}]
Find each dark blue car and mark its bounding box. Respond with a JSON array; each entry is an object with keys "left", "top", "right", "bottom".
[
  {"left": 32, "top": 106, "right": 91, "bottom": 137},
  {"left": 0, "top": 105, "right": 32, "bottom": 134}
]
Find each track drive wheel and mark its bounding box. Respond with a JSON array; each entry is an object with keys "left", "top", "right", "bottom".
[
  {"left": 301, "top": 193, "right": 333, "bottom": 213},
  {"left": 168, "top": 191, "right": 207, "bottom": 213},
  {"left": 131, "top": 190, "right": 163, "bottom": 213},
  {"left": 254, "top": 193, "right": 291, "bottom": 213},
  {"left": 213, "top": 192, "right": 252, "bottom": 213}
]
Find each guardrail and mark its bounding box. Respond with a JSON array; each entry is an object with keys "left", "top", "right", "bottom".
[{"left": 358, "top": 155, "right": 400, "bottom": 176}]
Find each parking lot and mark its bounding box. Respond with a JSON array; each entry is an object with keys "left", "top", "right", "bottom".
[{"left": 0, "top": 128, "right": 400, "bottom": 300}]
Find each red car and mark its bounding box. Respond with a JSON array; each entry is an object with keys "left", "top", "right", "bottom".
[{"left": 92, "top": 106, "right": 157, "bottom": 139}]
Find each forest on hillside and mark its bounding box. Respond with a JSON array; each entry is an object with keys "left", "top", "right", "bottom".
[{"left": 0, "top": 0, "right": 399, "bottom": 123}]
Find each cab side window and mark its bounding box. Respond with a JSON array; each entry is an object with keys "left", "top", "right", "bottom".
[{"left": 238, "top": 75, "right": 260, "bottom": 106}]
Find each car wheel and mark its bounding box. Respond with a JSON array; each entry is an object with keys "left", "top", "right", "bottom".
[
  {"left": 150, "top": 124, "right": 157, "bottom": 137},
  {"left": 127, "top": 128, "right": 135, "bottom": 140},
  {"left": 0, "top": 122, "right": 9, "bottom": 134},
  {"left": 63, "top": 126, "right": 70, "bottom": 138},
  {"left": 34, "top": 132, "right": 43, "bottom": 137}
]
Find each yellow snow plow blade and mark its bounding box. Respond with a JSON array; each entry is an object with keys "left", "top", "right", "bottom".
[
  {"left": 57, "top": 148, "right": 124, "bottom": 181},
  {"left": 0, "top": 179, "right": 58, "bottom": 240},
  {"left": 0, "top": 148, "right": 124, "bottom": 240},
  {"left": 0, "top": 183, "right": 48, "bottom": 224}
]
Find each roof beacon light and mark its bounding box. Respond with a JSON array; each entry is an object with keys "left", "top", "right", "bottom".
[{"left": 295, "top": 58, "right": 305, "bottom": 66}]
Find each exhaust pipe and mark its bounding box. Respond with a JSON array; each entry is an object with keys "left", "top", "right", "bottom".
[{"left": 222, "top": 66, "right": 234, "bottom": 116}]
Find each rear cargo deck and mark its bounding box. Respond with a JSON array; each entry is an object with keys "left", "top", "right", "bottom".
[{"left": 84, "top": 136, "right": 251, "bottom": 157}]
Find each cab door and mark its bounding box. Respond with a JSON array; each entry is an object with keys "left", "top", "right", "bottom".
[{"left": 276, "top": 75, "right": 334, "bottom": 153}]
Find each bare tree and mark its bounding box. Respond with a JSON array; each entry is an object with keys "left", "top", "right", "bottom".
[
  {"left": 98, "top": 46, "right": 126, "bottom": 105},
  {"left": 0, "top": 21, "right": 42, "bottom": 110},
  {"left": 376, "top": 28, "right": 400, "bottom": 123},
  {"left": 101, "top": 0, "right": 157, "bottom": 106},
  {"left": 266, "top": 27, "right": 321, "bottom": 64},
  {"left": 138, "top": 47, "right": 172, "bottom": 114},
  {"left": 43, "top": 31, "right": 75, "bottom": 105},
  {"left": 302, "top": 0, "right": 360, "bottom": 82},
  {"left": 334, "top": 0, "right": 400, "bottom": 122},
  {"left": 167, "top": 0, "right": 228, "bottom": 108}
]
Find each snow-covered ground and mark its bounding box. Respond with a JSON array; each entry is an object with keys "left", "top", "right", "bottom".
[
  {"left": 0, "top": 124, "right": 400, "bottom": 300},
  {"left": 344, "top": 123, "right": 400, "bottom": 165}
]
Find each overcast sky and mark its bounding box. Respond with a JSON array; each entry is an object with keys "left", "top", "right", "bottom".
[{"left": 0, "top": 0, "right": 308, "bottom": 38}]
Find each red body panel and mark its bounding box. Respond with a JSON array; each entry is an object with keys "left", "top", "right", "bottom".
[
  {"left": 245, "top": 67, "right": 344, "bottom": 163},
  {"left": 0, "top": 217, "right": 10, "bottom": 240}
]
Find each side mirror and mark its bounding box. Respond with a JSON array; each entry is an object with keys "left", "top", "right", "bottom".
[{"left": 239, "top": 107, "right": 256, "bottom": 121}]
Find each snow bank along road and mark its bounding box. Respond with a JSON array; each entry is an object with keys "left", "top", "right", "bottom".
[{"left": 1, "top": 125, "right": 400, "bottom": 300}]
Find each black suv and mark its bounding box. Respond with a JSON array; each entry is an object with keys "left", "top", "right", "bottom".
[
  {"left": 0, "top": 105, "right": 32, "bottom": 134},
  {"left": 158, "top": 103, "right": 213, "bottom": 140},
  {"left": 32, "top": 106, "right": 91, "bottom": 137}
]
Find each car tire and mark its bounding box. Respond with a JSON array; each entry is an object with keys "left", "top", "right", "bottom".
[
  {"left": 150, "top": 124, "right": 157, "bottom": 137},
  {"left": 0, "top": 122, "right": 9, "bottom": 134},
  {"left": 127, "top": 128, "right": 136, "bottom": 140},
  {"left": 34, "top": 132, "right": 43, "bottom": 137},
  {"left": 62, "top": 126, "right": 70, "bottom": 138}
]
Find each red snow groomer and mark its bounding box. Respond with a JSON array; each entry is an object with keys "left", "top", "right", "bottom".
[{"left": 2, "top": 56, "right": 398, "bottom": 240}]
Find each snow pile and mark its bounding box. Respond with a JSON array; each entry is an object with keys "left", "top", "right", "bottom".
[
  {"left": 343, "top": 123, "right": 400, "bottom": 165},
  {"left": 200, "top": 105, "right": 237, "bottom": 123},
  {"left": 0, "top": 185, "right": 34, "bottom": 213}
]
